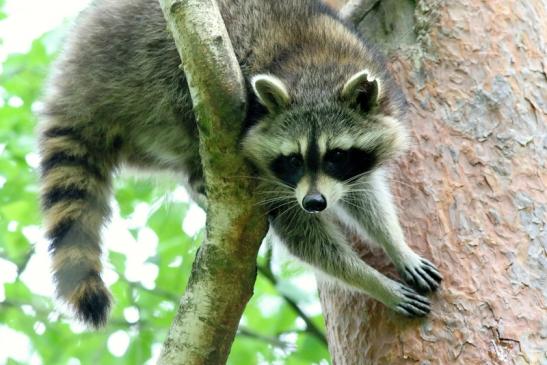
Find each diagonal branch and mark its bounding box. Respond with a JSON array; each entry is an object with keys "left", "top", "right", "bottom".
[
  {"left": 237, "top": 326, "right": 291, "bottom": 349},
  {"left": 257, "top": 264, "right": 328, "bottom": 346},
  {"left": 157, "top": 0, "right": 268, "bottom": 364}
]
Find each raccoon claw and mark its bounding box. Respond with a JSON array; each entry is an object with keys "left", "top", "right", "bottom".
[
  {"left": 400, "top": 255, "right": 442, "bottom": 294},
  {"left": 392, "top": 285, "right": 431, "bottom": 317}
]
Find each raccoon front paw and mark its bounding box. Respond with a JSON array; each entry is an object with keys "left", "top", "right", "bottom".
[
  {"left": 390, "top": 283, "right": 431, "bottom": 317},
  {"left": 399, "top": 254, "right": 443, "bottom": 294}
]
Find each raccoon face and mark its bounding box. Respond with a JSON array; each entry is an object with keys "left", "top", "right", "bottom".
[{"left": 242, "top": 72, "right": 408, "bottom": 214}]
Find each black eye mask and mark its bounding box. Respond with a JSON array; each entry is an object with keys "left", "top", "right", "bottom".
[
  {"left": 323, "top": 148, "right": 377, "bottom": 182},
  {"left": 270, "top": 153, "right": 304, "bottom": 187}
]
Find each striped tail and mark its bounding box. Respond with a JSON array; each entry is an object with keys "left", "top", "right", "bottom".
[{"left": 39, "top": 123, "right": 116, "bottom": 328}]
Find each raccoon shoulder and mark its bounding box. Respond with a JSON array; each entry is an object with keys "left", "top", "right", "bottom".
[{"left": 44, "top": 0, "right": 186, "bottom": 124}]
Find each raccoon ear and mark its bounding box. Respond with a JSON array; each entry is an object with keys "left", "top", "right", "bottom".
[
  {"left": 251, "top": 74, "right": 290, "bottom": 113},
  {"left": 341, "top": 69, "right": 380, "bottom": 113}
]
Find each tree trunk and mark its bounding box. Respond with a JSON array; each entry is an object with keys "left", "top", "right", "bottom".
[
  {"left": 157, "top": 1, "right": 268, "bottom": 364},
  {"left": 319, "top": 0, "right": 547, "bottom": 364}
]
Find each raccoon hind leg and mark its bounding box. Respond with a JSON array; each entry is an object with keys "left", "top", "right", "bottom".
[{"left": 39, "top": 122, "right": 119, "bottom": 327}]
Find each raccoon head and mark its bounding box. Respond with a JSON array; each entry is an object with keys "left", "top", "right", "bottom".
[{"left": 242, "top": 71, "right": 408, "bottom": 214}]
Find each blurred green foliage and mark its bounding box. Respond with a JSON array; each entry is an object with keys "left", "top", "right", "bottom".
[{"left": 0, "top": 6, "right": 330, "bottom": 365}]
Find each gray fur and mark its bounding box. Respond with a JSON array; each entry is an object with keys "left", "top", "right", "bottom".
[{"left": 40, "top": 0, "right": 440, "bottom": 326}]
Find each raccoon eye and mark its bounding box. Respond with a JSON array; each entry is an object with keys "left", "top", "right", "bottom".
[
  {"left": 324, "top": 149, "right": 348, "bottom": 165},
  {"left": 288, "top": 155, "right": 302, "bottom": 168},
  {"left": 270, "top": 153, "right": 304, "bottom": 188}
]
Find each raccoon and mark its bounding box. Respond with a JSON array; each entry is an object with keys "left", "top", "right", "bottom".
[{"left": 39, "top": 0, "right": 442, "bottom": 328}]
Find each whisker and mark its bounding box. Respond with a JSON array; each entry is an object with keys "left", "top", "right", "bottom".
[
  {"left": 256, "top": 193, "right": 294, "bottom": 199},
  {"left": 346, "top": 181, "right": 375, "bottom": 190},
  {"left": 256, "top": 190, "right": 294, "bottom": 197},
  {"left": 345, "top": 188, "right": 375, "bottom": 194},
  {"left": 256, "top": 197, "right": 295, "bottom": 208},
  {"left": 341, "top": 197, "right": 363, "bottom": 210},
  {"left": 390, "top": 178, "right": 422, "bottom": 193},
  {"left": 285, "top": 205, "right": 302, "bottom": 230},
  {"left": 342, "top": 170, "right": 374, "bottom": 184},
  {"left": 260, "top": 198, "right": 294, "bottom": 205},
  {"left": 229, "top": 175, "right": 294, "bottom": 190},
  {"left": 266, "top": 201, "right": 298, "bottom": 215},
  {"left": 257, "top": 190, "right": 294, "bottom": 195},
  {"left": 347, "top": 178, "right": 373, "bottom": 186},
  {"left": 346, "top": 180, "right": 371, "bottom": 186},
  {"left": 274, "top": 202, "right": 300, "bottom": 223}
]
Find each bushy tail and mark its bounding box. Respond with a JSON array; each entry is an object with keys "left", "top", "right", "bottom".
[{"left": 39, "top": 122, "right": 116, "bottom": 328}]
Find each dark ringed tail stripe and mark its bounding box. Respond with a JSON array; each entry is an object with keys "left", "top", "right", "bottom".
[
  {"left": 42, "top": 186, "right": 88, "bottom": 210},
  {"left": 47, "top": 218, "right": 75, "bottom": 252},
  {"left": 43, "top": 126, "right": 79, "bottom": 139},
  {"left": 40, "top": 152, "right": 105, "bottom": 181}
]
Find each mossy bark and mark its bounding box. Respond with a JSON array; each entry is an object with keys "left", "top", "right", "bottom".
[
  {"left": 157, "top": 1, "right": 268, "bottom": 364},
  {"left": 320, "top": 1, "right": 547, "bottom": 364}
]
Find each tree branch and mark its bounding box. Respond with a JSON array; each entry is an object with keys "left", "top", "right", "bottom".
[
  {"left": 257, "top": 264, "right": 327, "bottom": 346},
  {"left": 157, "top": 0, "right": 268, "bottom": 364},
  {"left": 0, "top": 248, "right": 35, "bottom": 275},
  {"left": 119, "top": 276, "right": 180, "bottom": 302},
  {"left": 237, "top": 326, "right": 291, "bottom": 350}
]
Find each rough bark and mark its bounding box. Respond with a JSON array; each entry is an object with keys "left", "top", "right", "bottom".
[
  {"left": 157, "top": 1, "right": 268, "bottom": 364},
  {"left": 320, "top": 0, "right": 547, "bottom": 364}
]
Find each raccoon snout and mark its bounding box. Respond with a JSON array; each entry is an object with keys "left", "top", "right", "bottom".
[{"left": 302, "top": 193, "right": 327, "bottom": 213}]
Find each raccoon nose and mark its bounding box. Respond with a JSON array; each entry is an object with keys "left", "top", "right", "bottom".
[{"left": 302, "top": 193, "right": 327, "bottom": 213}]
